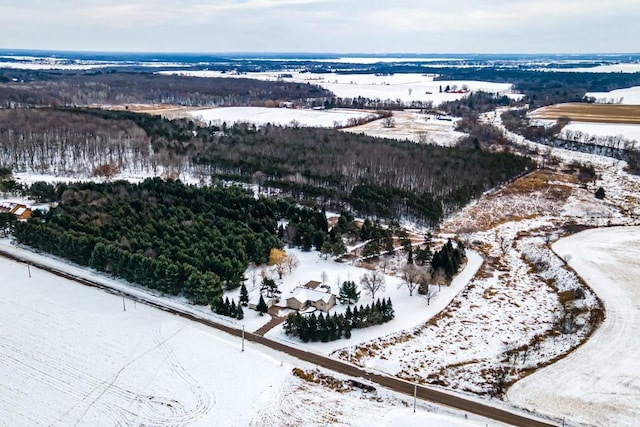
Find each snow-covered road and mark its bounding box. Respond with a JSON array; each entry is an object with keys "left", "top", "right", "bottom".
[{"left": 507, "top": 226, "right": 640, "bottom": 427}]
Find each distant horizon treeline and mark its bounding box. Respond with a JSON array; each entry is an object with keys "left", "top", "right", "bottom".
[{"left": 0, "top": 70, "right": 333, "bottom": 108}]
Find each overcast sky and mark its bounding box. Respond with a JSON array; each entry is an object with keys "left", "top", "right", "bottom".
[{"left": 1, "top": 0, "right": 639, "bottom": 54}]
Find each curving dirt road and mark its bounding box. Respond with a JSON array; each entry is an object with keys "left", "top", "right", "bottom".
[{"left": 0, "top": 249, "right": 557, "bottom": 427}]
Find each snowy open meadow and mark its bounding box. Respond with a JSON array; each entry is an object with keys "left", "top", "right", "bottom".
[
  {"left": 161, "top": 70, "right": 515, "bottom": 106},
  {"left": 585, "top": 86, "right": 640, "bottom": 105},
  {"left": 188, "top": 106, "right": 375, "bottom": 128}
]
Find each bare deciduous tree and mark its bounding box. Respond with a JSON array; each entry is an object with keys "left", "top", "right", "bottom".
[
  {"left": 284, "top": 253, "right": 299, "bottom": 273},
  {"left": 321, "top": 270, "right": 328, "bottom": 286},
  {"left": 497, "top": 232, "right": 511, "bottom": 257},
  {"left": 402, "top": 263, "right": 421, "bottom": 296},
  {"left": 421, "top": 283, "right": 438, "bottom": 306},
  {"left": 360, "top": 270, "right": 386, "bottom": 300}
]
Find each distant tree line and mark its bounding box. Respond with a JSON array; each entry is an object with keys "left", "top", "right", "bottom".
[
  {"left": 0, "top": 106, "right": 533, "bottom": 225},
  {"left": 0, "top": 70, "right": 332, "bottom": 108}
]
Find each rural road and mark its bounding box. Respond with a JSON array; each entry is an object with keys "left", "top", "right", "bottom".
[{"left": 1, "top": 248, "right": 558, "bottom": 427}]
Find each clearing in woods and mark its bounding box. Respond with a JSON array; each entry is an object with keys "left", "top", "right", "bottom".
[{"left": 529, "top": 103, "right": 640, "bottom": 124}]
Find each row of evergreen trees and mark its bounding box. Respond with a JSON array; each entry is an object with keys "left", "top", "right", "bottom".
[
  {"left": 283, "top": 298, "right": 394, "bottom": 343},
  {"left": 212, "top": 297, "right": 244, "bottom": 320}
]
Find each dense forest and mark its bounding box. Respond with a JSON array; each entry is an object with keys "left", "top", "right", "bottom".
[
  {"left": 0, "top": 70, "right": 332, "bottom": 108},
  {"left": 194, "top": 124, "right": 533, "bottom": 223},
  {"left": 12, "top": 179, "right": 335, "bottom": 305},
  {"left": 0, "top": 107, "right": 533, "bottom": 224}
]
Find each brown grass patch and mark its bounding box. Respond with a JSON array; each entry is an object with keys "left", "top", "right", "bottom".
[{"left": 530, "top": 103, "right": 640, "bottom": 124}]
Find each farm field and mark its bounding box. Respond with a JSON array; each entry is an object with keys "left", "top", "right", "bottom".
[
  {"left": 0, "top": 254, "right": 494, "bottom": 427},
  {"left": 508, "top": 227, "right": 640, "bottom": 427},
  {"left": 187, "top": 106, "right": 375, "bottom": 128},
  {"left": 342, "top": 110, "right": 466, "bottom": 146},
  {"left": 161, "top": 70, "right": 515, "bottom": 106},
  {"left": 560, "top": 122, "right": 640, "bottom": 145},
  {"left": 529, "top": 103, "right": 640, "bottom": 124},
  {"left": 585, "top": 85, "right": 640, "bottom": 105}
]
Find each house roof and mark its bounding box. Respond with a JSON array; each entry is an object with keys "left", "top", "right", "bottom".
[{"left": 287, "top": 287, "right": 334, "bottom": 305}]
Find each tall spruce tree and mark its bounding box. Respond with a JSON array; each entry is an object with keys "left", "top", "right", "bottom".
[
  {"left": 239, "top": 283, "right": 249, "bottom": 306},
  {"left": 256, "top": 294, "right": 268, "bottom": 315}
]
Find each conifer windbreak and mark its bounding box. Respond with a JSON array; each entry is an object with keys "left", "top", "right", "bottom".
[
  {"left": 12, "top": 179, "right": 330, "bottom": 305},
  {"left": 283, "top": 298, "right": 394, "bottom": 343}
]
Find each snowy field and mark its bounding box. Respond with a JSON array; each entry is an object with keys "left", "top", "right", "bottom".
[
  {"left": 342, "top": 110, "right": 466, "bottom": 146},
  {"left": 0, "top": 255, "right": 497, "bottom": 427},
  {"left": 188, "top": 106, "right": 375, "bottom": 128},
  {"left": 560, "top": 122, "right": 640, "bottom": 145},
  {"left": 508, "top": 227, "right": 640, "bottom": 427},
  {"left": 585, "top": 86, "right": 640, "bottom": 105},
  {"left": 551, "top": 63, "right": 640, "bottom": 73},
  {"left": 161, "top": 70, "right": 514, "bottom": 106}
]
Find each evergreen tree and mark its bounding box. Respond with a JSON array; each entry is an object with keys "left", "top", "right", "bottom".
[
  {"left": 338, "top": 280, "right": 360, "bottom": 305},
  {"left": 229, "top": 299, "right": 237, "bottom": 317},
  {"left": 224, "top": 297, "right": 231, "bottom": 316},
  {"left": 236, "top": 303, "right": 244, "bottom": 320},
  {"left": 256, "top": 294, "right": 268, "bottom": 315},
  {"left": 239, "top": 283, "right": 249, "bottom": 306}
]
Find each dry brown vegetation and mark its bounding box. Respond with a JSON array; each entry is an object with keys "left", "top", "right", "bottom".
[
  {"left": 530, "top": 103, "right": 640, "bottom": 124},
  {"left": 444, "top": 170, "right": 574, "bottom": 233}
]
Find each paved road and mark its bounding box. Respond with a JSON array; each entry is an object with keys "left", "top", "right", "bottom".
[{"left": 1, "top": 249, "right": 557, "bottom": 427}]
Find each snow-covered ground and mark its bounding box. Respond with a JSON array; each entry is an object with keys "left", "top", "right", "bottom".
[
  {"left": 508, "top": 227, "right": 640, "bottom": 427},
  {"left": 342, "top": 110, "right": 466, "bottom": 146},
  {"left": 0, "top": 254, "right": 500, "bottom": 427},
  {"left": 560, "top": 122, "right": 640, "bottom": 145},
  {"left": 188, "top": 106, "right": 375, "bottom": 128},
  {"left": 260, "top": 249, "right": 483, "bottom": 355},
  {"left": 161, "top": 70, "right": 514, "bottom": 106},
  {"left": 552, "top": 63, "right": 640, "bottom": 74},
  {"left": 585, "top": 85, "right": 640, "bottom": 105}
]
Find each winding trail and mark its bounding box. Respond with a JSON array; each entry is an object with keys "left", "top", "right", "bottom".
[
  {"left": 0, "top": 248, "right": 557, "bottom": 427},
  {"left": 508, "top": 227, "right": 640, "bottom": 426}
]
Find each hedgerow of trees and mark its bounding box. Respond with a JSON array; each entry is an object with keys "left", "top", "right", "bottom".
[
  {"left": 283, "top": 298, "right": 394, "bottom": 342},
  {"left": 0, "top": 71, "right": 333, "bottom": 108}
]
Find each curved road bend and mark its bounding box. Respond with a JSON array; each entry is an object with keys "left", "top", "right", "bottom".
[{"left": 1, "top": 250, "right": 557, "bottom": 427}]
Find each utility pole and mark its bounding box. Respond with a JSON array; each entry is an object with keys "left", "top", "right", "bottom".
[
  {"left": 27, "top": 262, "right": 31, "bottom": 278},
  {"left": 413, "top": 383, "right": 417, "bottom": 413},
  {"left": 122, "top": 295, "right": 126, "bottom": 312},
  {"left": 242, "top": 325, "right": 245, "bottom": 352}
]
